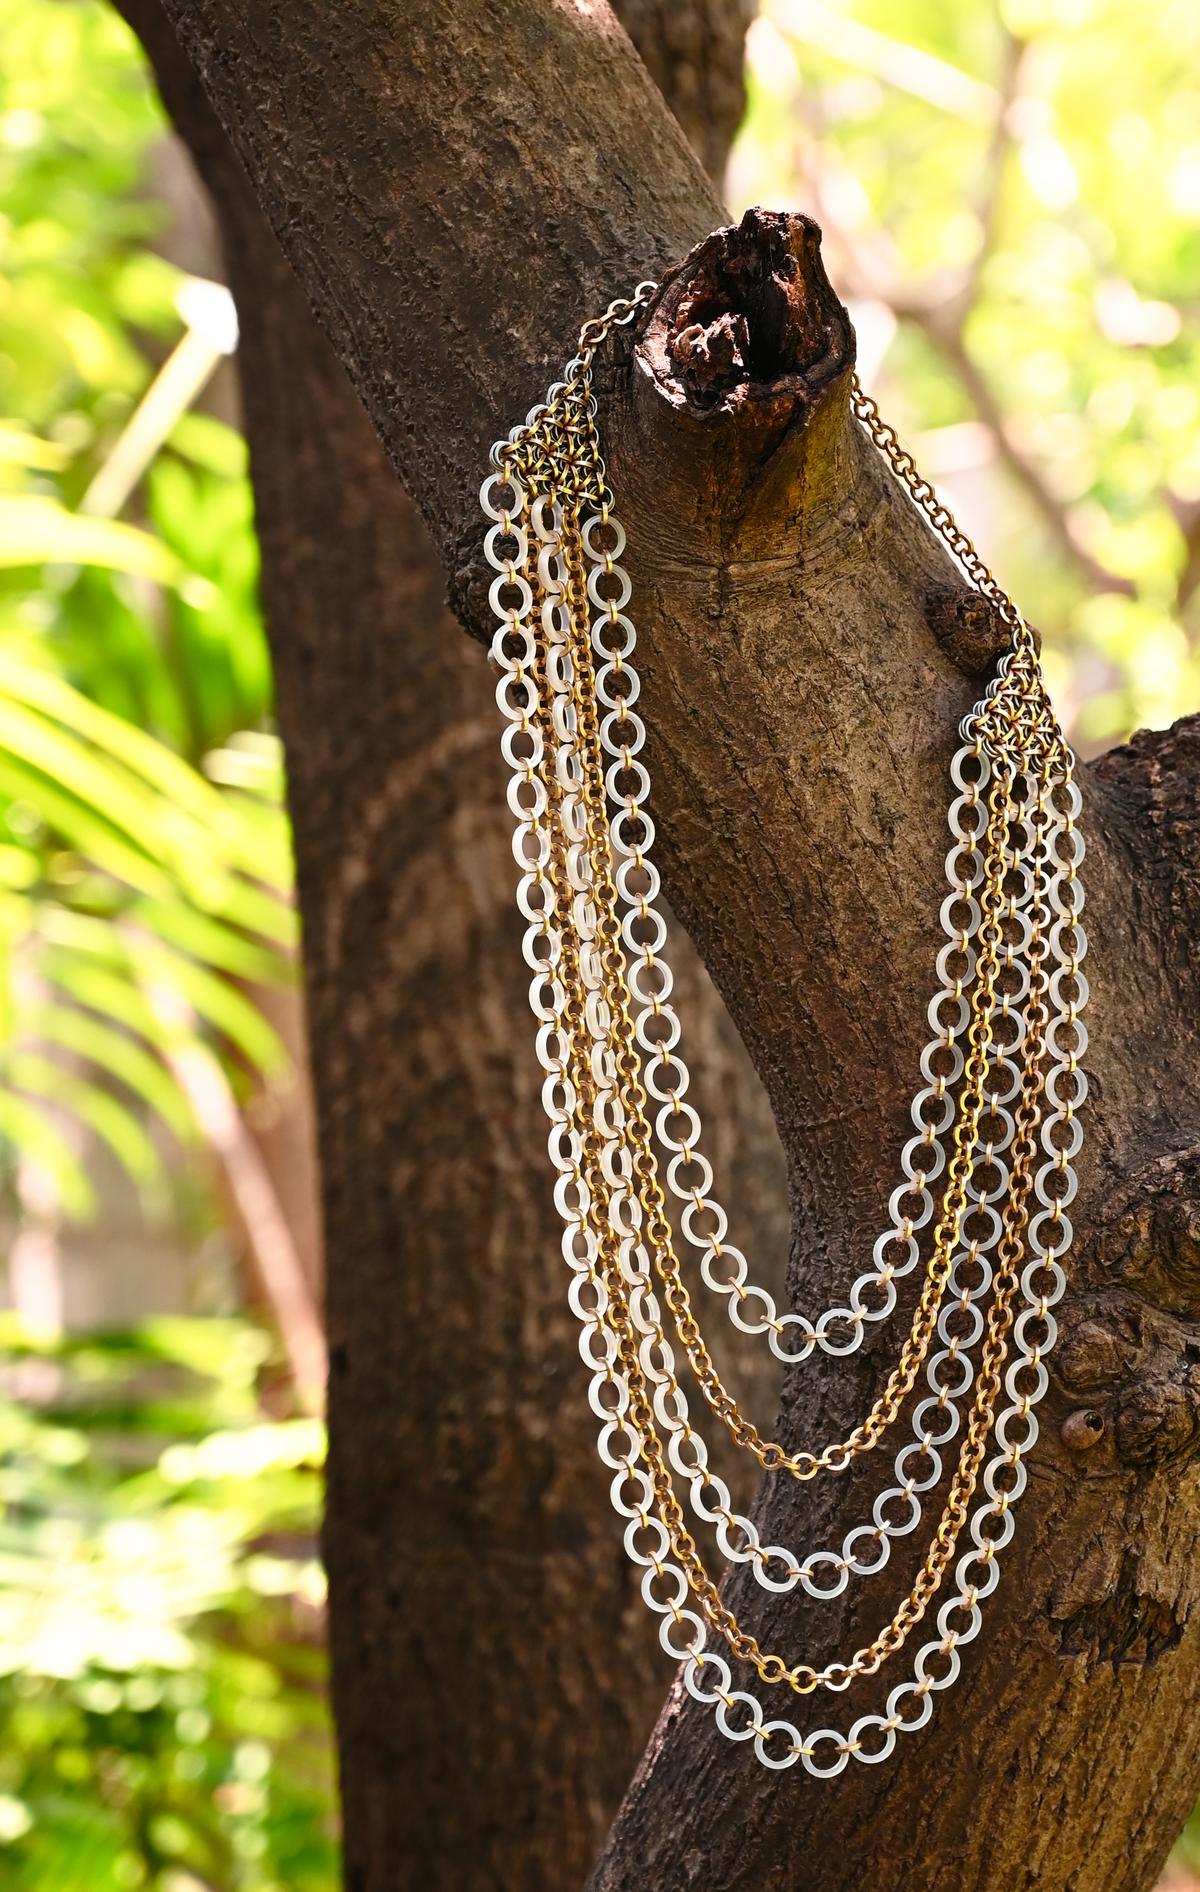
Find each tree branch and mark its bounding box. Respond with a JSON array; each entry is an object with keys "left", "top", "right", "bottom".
[
  {"left": 906, "top": 305, "right": 1138, "bottom": 601},
  {"left": 134, "top": 4, "right": 1200, "bottom": 1887},
  {"left": 119, "top": 3, "right": 791, "bottom": 1884},
  {"left": 154, "top": 0, "right": 721, "bottom": 556},
  {"left": 789, "top": 24, "right": 1135, "bottom": 611},
  {"left": 613, "top": 0, "right": 755, "bottom": 182}
]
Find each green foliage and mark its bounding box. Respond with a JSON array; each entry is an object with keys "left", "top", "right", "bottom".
[
  {"left": 734, "top": 0, "right": 1200, "bottom": 748},
  {"left": 0, "top": 0, "right": 291, "bottom": 1216},
  {"left": 0, "top": 0, "right": 177, "bottom": 436},
  {"left": 0, "top": 1316, "right": 336, "bottom": 1892},
  {"left": 0, "top": 12, "right": 335, "bottom": 1885},
  {"left": 0, "top": 571, "right": 294, "bottom": 1216}
]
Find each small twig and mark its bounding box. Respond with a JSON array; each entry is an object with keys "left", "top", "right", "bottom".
[
  {"left": 794, "top": 20, "right": 1133, "bottom": 606},
  {"left": 1173, "top": 496, "right": 1200, "bottom": 615},
  {"left": 80, "top": 279, "right": 238, "bottom": 519},
  {"left": 947, "top": 27, "right": 1028, "bottom": 326},
  {"left": 911, "top": 308, "right": 1136, "bottom": 600},
  {"left": 768, "top": 0, "right": 999, "bottom": 120},
  {"left": 146, "top": 981, "right": 327, "bottom": 1407}
]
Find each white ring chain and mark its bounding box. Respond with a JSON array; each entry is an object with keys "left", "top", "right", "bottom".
[
  {"left": 536, "top": 498, "right": 1069, "bottom": 1607},
  {"left": 478, "top": 306, "right": 1088, "bottom": 1772}
]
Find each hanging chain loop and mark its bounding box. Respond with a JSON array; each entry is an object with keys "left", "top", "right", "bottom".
[{"left": 481, "top": 275, "right": 1088, "bottom": 1774}]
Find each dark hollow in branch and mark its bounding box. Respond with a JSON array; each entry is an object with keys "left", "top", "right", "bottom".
[{"left": 657, "top": 208, "right": 852, "bottom": 409}]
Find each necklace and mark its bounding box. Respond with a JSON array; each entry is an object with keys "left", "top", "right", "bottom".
[{"left": 480, "top": 278, "right": 1088, "bottom": 1775}]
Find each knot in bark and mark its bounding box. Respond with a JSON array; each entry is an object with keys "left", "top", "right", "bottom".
[
  {"left": 1055, "top": 1298, "right": 1200, "bottom": 1473},
  {"left": 925, "top": 584, "right": 1039, "bottom": 677},
  {"left": 648, "top": 205, "right": 854, "bottom": 420}
]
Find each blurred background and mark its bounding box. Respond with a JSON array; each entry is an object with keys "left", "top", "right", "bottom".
[{"left": 0, "top": 1, "right": 1197, "bottom": 1887}]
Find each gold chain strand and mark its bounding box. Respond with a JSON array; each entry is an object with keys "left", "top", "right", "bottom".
[
  {"left": 518, "top": 510, "right": 844, "bottom": 1686},
  {"left": 565, "top": 517, "right": 1033, "bottom": 1488},
  {"left": 565, "top": 525, "right": 875, "bottom": 1473},
  {"left": 850, "top": 376, "right": 1026, "bottom": 639},
  {"left": 582, "top": 510, "right": 1022, "bottom": 1415},
  {"left": 825, "top": 802, "right": 1056, "bottom": 1683},
  {"left": 548, "top": 512, "right": 1054, "bottom": 1697},
  {"left": 518, "top": 506, "right": 1054, "bottom": 1699},
  {"left": 522, "top": 473, "right": 1022, "bottom": 1687},
  {"left": 783, "top": 790, "right": 1056, "bottom": 1686},
  {"left": 852, "top": 373, "right": 1068, "bottom": 775}
]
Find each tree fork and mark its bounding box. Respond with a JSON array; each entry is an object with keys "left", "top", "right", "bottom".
[{"left": 132, "top": 2, "right": 1200, "bottom": 1887}]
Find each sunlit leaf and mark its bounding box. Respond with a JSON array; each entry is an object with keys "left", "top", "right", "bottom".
[
  {"left": 131, "top": 899, "right": 293, "bottom": 985},
  {"left": 0, "top": 497, "right": 181, "bottom": 582},
  {"left": 28, "top": 1000, "right": 195, "bottom": 1143},
  {"left": 5, "top": 656, "right": 241, "bottom": 837},
  {"left": 138, "top": 949, "right": 289, "bottom": 1077},
  {"left": 0, "top": 754, "right": 176, "bottom": 899},
  {"left": 0, "top": 1091, "right": 93, "bottom": 1218},
  {"left": 7, "top": 1051, "right": 160, "bottom": 1185},
  {"left": 0, "top": 426, "right": 67, "bottom": 472},
  {"left": 0, "top": 698, "right": 212, "bottom": 879}
]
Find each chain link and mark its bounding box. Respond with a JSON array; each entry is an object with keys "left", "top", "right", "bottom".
[{"left": 481, "top": 276, "right": 1088, "bottom": 1767}]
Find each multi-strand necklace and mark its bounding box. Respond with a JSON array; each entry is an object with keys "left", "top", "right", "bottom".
[{"left": 480, "top": 277, "right": 1088, "bottom": 1776}]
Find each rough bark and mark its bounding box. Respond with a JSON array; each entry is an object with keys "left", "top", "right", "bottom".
[
  {"left": 610, "top": 0, "right": 755, "bottom": 180},
  {"left": 130, "top": 4, "right": 1200, "bottom": 1890},
  {"left": 119, "top": 4, "right": 787, "bottom": 1887}
]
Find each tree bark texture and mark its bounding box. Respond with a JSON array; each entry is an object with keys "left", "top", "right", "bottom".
[
  {"left": 119, "top": 4, "right": 789, "bottom": 1887},
  {"left": 131, "top": 4, "right": 1200, "bottom": 1890}
]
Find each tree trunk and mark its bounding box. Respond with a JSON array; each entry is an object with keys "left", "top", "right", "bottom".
[
  {"left": 119, "top": 4, "right": 789, "bottom": 1886},
  {"left": 127, "top": 4, "right": 1200, "bottom": 1889}
]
